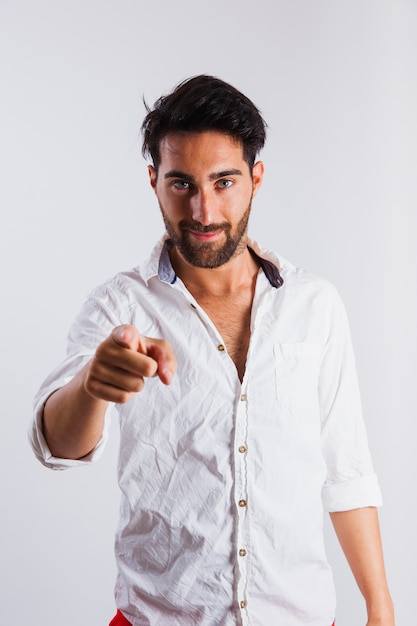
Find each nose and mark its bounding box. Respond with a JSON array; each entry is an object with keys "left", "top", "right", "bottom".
[{"left": 189, "top": 189, "right": 216, "bottom": 225}]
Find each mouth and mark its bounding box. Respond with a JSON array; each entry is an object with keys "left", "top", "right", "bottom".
[{"left": 188, "top": 229, "right": 224, "bottom": 242}]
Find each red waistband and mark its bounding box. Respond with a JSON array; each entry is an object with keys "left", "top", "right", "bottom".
[{"left": 109, "top": 610, "right": 132, "bottom": 626}]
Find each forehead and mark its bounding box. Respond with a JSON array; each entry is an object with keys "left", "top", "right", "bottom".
[{"left": 158, "top": 131, "right": 247, "bottom": 171}]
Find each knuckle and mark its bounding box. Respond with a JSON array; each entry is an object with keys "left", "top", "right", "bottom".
[
  {"left": 117, "top": 390, "right": 132, "bottom": 404},
  {"left": 142, "top": 361, "right": 157, "bottom": 378},
  {"left": 84, "top": 376, "right": 101, "bottom": 398},
  {"left": 95, "top": 342, "right": 108, "bottom": 361},
  {"left": 87, "top": 361, "right": 104, "bottom": 386},
  {"left": 133, "top": 378, "right": 145, "bottom": 393}
]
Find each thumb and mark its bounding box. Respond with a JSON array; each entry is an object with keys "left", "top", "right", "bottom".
[{"left": 112, "top": 325, "right": 145, "bottom": 352}]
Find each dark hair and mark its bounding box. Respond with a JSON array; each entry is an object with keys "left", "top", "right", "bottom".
[{"left": 141, "top": 75, "right": 267, "bottom": 171}]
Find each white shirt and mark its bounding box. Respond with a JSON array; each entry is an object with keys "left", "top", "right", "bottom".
[{"left": 30, "top": 237, "right": 382, "bottom": 626}]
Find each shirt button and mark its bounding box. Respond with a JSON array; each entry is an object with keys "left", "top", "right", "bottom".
[
  {"left": 190, "top": 303, "right": 197, "bottom": 309},
  {"left": 239, "top": 548, "right": 247, "bottom": 557},
  {"left": 238, "top": 499, "right": 247, "bottom": 507},
  {"left": 240, "top": 393, "right": 247, "bottom": 401},
  {"left": 240, "top": 600, "right": 247, "bottom": 609},
  {"left": 238, "top": 445, "right": 247, "bottom": 454},
  {"left": 217, "top": 344, "right": 225, "bottom": 352}
]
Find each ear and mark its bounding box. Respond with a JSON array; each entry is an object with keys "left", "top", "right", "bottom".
[
  {"left": 251, "top": 161, "right": 264, "bottom": 198},
  {"left": 148, "top": 165, "right": 157, "bottom": 191}
]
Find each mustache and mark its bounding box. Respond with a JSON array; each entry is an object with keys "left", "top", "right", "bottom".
[{"left": 179, "top": 220, "right": 230, "bottom": 233}]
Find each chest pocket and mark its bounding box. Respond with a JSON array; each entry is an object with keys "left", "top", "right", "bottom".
[{"left": 274, "top": 342, "right": 322, "bottom": 412}]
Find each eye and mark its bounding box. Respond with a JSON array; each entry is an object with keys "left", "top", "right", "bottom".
[
  {"left": 172, "top": 180, "right": 191, "bottom": 190},
  {"left": 217, "top": 179, "right": 233, "bottom": 189}
]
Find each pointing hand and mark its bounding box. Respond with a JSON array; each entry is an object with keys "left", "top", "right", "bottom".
[{"left": 84, "top": 324, "right": 177, "bottom": 403}]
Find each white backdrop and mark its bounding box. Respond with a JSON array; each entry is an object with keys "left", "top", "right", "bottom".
[{"left": 1, "top": 1, "right": 416, "bottom": 624}]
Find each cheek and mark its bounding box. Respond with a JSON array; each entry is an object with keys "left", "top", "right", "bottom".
[
  {"left": 157, "top": 190, "right": 188, "bottom": 217},
  {"left": 228, "top": 189, "right": 252, "bottom": 212}
]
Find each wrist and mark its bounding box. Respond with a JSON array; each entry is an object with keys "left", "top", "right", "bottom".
[{"left": 366, "top": 593, "right": 395, "bottom": 625}]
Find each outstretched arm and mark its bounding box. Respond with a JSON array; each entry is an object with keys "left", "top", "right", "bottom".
[
  {"left": 330, "top": 507, "right": 394, "bottom": 626},
  {"left": 43, "top": 324, "right": 177, "bottom": 460}
]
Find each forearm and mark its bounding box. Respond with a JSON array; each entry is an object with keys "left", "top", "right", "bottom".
[
  {"left": 43, "top": 363, "right": 108, "bottom": 460},
  {"left": 330, "top": 507, "right": 394, "bottom": 625}
]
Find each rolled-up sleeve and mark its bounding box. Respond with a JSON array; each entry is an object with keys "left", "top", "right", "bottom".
[
  {"left": 29, "top": 354, "right": 112, "bottom": 470},
  {"left": 319, "top": 287, "right": 382, "bottom": 511},
  {"left": 29, "top": 282, "right": 127, "bottom": 470}
]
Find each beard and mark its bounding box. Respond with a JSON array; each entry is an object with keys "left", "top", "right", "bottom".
[{"left": 159, "top": 202, "right": 252, "bottom": 269}]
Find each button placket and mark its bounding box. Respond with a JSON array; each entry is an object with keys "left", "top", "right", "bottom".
[
  {"left": 179, "top": 287, "right": 232, "bottom": 368},
  {"left": 234, "top": 388, "right": 250, "bottom": 620},
  {"left": 233, "top": 277, "right": 272, "bottom": 621}
]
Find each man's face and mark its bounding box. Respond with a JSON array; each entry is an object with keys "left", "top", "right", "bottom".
[{"left": 148, "top": 131, "right": 264, "bottom": 269}]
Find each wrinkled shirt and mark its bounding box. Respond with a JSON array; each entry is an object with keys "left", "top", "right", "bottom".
[{"left": 30, "top": 237, "right": 382, "bottom": 626}]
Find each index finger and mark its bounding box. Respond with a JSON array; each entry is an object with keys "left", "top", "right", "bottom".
[{"left": 142, "top": 336, "right": 177, "bottom": 385}]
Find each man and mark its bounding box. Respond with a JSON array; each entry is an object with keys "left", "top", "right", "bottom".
[{"left": 30, "top": 75, "right": 394, "bottom": 626}]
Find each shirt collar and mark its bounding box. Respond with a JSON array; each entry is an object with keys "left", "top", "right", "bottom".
[
  {"left": 158, "top": 240, "right": 177, "bottom": 284},
  {"left": 157, "top": 239, "right": 284, "bottom": 288}
]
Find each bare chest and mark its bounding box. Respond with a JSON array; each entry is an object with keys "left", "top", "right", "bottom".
[{"left": 196, "top": 294, "right": 252, "bottom": 382}]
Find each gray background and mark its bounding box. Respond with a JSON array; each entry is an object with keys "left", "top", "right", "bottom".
[{"left": 1, "top": 0, "right": 416, "bottom": 624}]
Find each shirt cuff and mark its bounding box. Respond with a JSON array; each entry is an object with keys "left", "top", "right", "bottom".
[
  {"left": 28, "top": 390, "right": 109, "bottom": 470},
  {"left": 322, "top": 473, "right": 383, "bottom": 512}
]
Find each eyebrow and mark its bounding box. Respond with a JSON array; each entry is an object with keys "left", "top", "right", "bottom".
[{"left": 164, "top": 169, "right": 243, "bottom": 181}]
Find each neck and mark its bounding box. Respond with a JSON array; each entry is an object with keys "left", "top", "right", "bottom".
[{"left": 170, "top": 244, "right": 260, "bottom": 297}]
